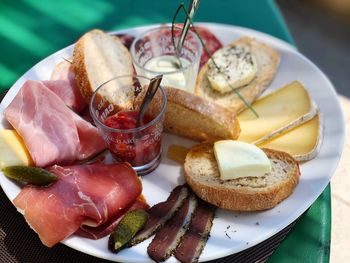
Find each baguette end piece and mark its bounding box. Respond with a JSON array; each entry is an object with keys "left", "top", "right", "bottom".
[{"left": 72, "top": 29, "right": 134, "bottom": 105}]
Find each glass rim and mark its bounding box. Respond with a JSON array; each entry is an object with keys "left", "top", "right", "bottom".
[
  {"left": 130, "top": 25, "right": 203, "bottom": 75},
  {"left": 89, "top": 75, "right": 167, "bottom": 133}
]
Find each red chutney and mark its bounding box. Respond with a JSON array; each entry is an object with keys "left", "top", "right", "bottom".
[{"left": 103, "top": 110, "right": 161, "bottom": 167}]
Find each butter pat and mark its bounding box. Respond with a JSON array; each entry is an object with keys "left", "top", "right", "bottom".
[
  {"left": 214, "top": 140, "right": 271, "bottom": 180},
  {"left": 206, "top": 45, "right": 257, "bottom": 93},
  {"left": 0, "top": 130, "right": 33, "bottom": 169}
]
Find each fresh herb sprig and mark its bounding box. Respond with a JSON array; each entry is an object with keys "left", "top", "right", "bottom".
[
  {"left": 171, "top": 1, "right": 200, "bottom": 70},
  {"left": 61, "top": 57, "right": 72, "bottom": 64},
  {"left": 171, "top": 2, "right": 258, "bottom": 117}
]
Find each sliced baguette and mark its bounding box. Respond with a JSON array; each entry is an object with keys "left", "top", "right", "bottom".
[
  {"left": 195, "top": 37, "right": 280, "bottom": 114},
  {"left": 184, "top": 142, "right": 300, "bottom": 211},
  {"left": 145, "top": 87, "right": 241, "bottom": 141},
  {"left": 72, "top": 29, "right": 134, "bottom": 107}
]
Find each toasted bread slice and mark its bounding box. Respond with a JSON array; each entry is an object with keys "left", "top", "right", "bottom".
[
  {"left": 72, "top": 29, "right": 134, "bottom": 107},
  {"left": 184, "top": 142, "right": 300, "bottom": 211},
  {"left": 195, "top": 37, "right": 280, "bottom": 114},
  {"left": 144, "top": 87, "right": 241, "bottom": 141}
]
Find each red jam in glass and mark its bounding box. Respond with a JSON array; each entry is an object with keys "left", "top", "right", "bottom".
[{"left": 103, "top": 110, "right": 161, "bottom": 167}]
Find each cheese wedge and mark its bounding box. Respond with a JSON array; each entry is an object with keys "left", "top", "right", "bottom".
[
  {"left": 238, "top": 81, "right": 315, "bottom": 143},
  {"left": 258, "top": 113, "right": 322, "bottom": 161},
  {"left": 213, "top": 140, "right": 271, "bottom": 180},
  {"left": 0, "top": 130, "right": 33, "bottom": 169}
]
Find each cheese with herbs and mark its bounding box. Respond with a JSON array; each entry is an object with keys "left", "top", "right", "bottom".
[
  {"left": 206, "top": 45, "right": 257, "bottom": 93},
  {"left": 0, "top": 130, "right": 33, "bottom": 169},
  {"left": 213, "top": 140, "right": 271, "bottom": 180}
]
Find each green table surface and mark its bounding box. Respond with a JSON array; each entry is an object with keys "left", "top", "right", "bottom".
[{"left": 0, "top": 0, "right": 330, "bottom": 262}]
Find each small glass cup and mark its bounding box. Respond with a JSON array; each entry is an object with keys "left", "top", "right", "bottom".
[
  {"left": 90, "top": 75, "right": 167, "bottom": 175},
  {"left": 130, "top": 26, "right": 202, "bottom": 92}
]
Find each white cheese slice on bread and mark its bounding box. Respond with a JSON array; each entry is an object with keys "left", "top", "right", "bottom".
[{"left": 213, "top": 140, "right": 271, "bottom": 180}]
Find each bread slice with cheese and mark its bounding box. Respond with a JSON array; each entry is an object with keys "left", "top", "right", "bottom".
[
  {"left": 144, "top": 87, "right": 241, "bottom": 141},
  {"left": 195, "top": 37, "right": 280, "bottom": 114},
  {"left": 72, "top": 29, "right": 134, "bottom": 108},
  {"left": 184, "top": 142, "right": 300, "bottom": 211}
]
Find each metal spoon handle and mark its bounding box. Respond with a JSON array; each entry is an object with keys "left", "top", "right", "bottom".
[
  {"left": 176, "top": 0, "right": 201, "bottom": 55},
  {"left": 136, "top": 75, "right": 163, "bottom": 127}
]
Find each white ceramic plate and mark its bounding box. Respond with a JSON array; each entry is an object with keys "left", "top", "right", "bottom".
[{"left": 0, "top": 23, "right": 345, "bottom": 262}]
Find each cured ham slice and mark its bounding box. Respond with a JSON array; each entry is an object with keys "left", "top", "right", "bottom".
[
  {"left": 147, "top": 194, "right": 197, "bottom": 262},
  {"left": 115, "top": 34, "right": 135, "bottom": 50},
  {"left": 47, "top": 60, "right": 87, "bottom": 112},
  {"left": 174, "top": 200, "right": 216, "bottom": 263},
  {"left": 4, "top": 80, "right": 106, "bottom": 167},
  {"left": 4, "top": 80, "right": 79, "bottom": 167},
  {"left": 192, "top": 26, "right": 223, "bottom": 68},
  {"left": 13, "top": 163, "right": 142, "bottom": 247},
  {"left": 130, "top": 184, "right": 190, "bottom": 246},
  {"left": 175, "top": 25, "right": 222, "bottom": 68},
  {"left": 77, "top": 197, "right": 149, "bottom": 239},
  {"left": 72, "top": 112, "right": 106, "bottom": 161}
]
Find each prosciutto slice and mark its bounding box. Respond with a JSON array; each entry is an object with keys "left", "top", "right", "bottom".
[
  {"left": 47, "top": 60, "right": 87, "bottom": 112},
  {"left": 115, "top": 34, "right": 135, "bottom": 50},
  {"left": 4, "top": 80, "right": 79, "bottom": 167},
  {"left": 72, "top": 112, "right": 106, "bottom": 161},
  {"left": 76, "top": 197, "right": 149, "bottom": 239},
  {"left": 175, "top": 25, "right": 223, "bottom": 68},
  {"left": 4, "top": 80, "right": 106, "bottom": 167},
  {"left": 192, "top": 26, "right": 223, "bottom": 68},
  {"left": 13, "top": 163, "right": 142, "bottom": 247}
]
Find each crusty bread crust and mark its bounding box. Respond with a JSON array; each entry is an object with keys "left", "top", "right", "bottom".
[
  {"left": 184, "top": 142, "right": 300, "bottom": 211},
  {"left": 195, "top": 37, "right": 280, "bottom": 114},
  {"left": 72, "top": 29, "right": 134, "bottom": 104},
  {"left": 144, "top": 87, "right": 241, "bottom": 141}
]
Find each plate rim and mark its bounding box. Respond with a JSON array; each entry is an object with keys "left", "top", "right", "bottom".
[{"left": 0, "top": 22, "right": 345, "bottom": 263}]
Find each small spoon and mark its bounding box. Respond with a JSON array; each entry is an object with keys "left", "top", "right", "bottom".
[{"left": 136, "top": 75, "right": 163, "bottom": 127}]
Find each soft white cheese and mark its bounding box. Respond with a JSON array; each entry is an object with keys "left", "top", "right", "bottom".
[
  {"left": 144, "top": 55, "right": 191, "bottom": 90},
  {"left": 213, "top": 140, "right": 271, "bottom": 180},
  {"left": 206, "top": 45, "right": 257, "bottom": 93}
]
